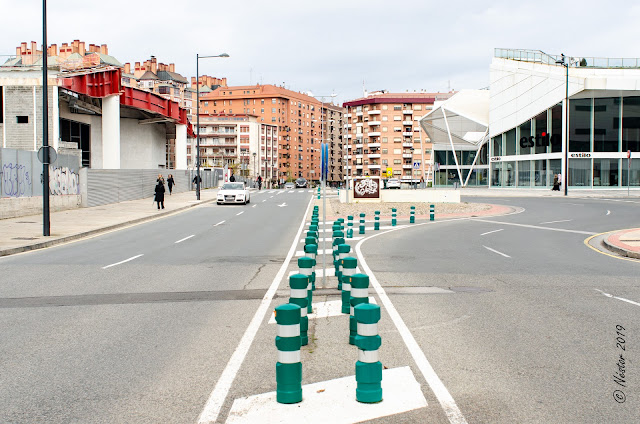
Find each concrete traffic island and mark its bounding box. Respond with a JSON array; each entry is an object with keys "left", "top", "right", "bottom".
[{"left": 603, "top": 228, "right": 640, "bottom": 259}]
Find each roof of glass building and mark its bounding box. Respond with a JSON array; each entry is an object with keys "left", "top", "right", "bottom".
[{"left": 494, "top": 48, "right": 640, "bottom": 69}]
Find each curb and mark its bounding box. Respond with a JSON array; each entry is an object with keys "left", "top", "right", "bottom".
[
  {"left": 602, "top": 232, "right": 640, "bottom": 260},
  {"left": 0, "top": 197, "right": 217, "bottom": 257}
]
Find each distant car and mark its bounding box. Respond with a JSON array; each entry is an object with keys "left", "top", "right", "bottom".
[
  {"left": 217, "top": 182, "right": 250, "bottom": 205},
  {"left": 386, "top": 178, "right": 401, "bottom": 189},
  {"left": 284, "top": 182, "right": 295, "bottom": 189},
  {"left": 295, "top": 178, "right": 308, "bottom": 189}
]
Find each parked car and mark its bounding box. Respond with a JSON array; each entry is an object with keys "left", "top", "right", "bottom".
[
  {"left": 295, "top": 177, "right": 308, "bottom": 188},
  {"left": 284, "top": 182, "right": 295, "bottom": 189},
  {"left": 217, "top": 182, "right": 250, "bottom": 205},
  {"left": 386, "top": 178, "right": 401, "bottom": 189}
]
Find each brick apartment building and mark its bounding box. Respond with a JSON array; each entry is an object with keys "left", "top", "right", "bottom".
[
  {"left": 199, "top": 84, "right": 345, "bottom": 185},
  {"left": 343, "top": 91, "right": 453, "bottom": 185}
]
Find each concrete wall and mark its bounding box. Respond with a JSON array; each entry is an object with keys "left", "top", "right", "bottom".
[
  {"left": 120, "top": 118, "right": 167, "bottom": 169},
  {"left": 58, "top": 100, "right": 103, "bottom": 168},
  {"left": 339, "top": 189, "right": 460, "bottom": 203},
  {"left": 2, "top": 85, "right": 55, "bottom": 151},
  {"left": 0, "top": 194, "right": 82, "bottom": 219}
]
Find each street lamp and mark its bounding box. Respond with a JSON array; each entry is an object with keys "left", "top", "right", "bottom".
[
  {"left": 196, "top": 52, "right": 229, "bottom": 200},
  {"left": 555, "top": 53, "right": 574, "bottom": 196},
  {"left": 409, "top": 147, "right": 416, "bottom": 189},
  {"left": 253, "top": 152, "right": 257, "bottom": 186}
]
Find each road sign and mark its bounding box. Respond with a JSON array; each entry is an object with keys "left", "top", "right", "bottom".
[
  {"left": 413, "top": 162, "right": 420, "bottom": 169},
  {"left": 386, "top": 167, "right": 393, "bottom": 177},
  {"left": 37, "top": 146, "right": 57, "bottom": 165}
]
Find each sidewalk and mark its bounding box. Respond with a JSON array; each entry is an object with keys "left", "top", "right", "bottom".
[
  {"left": 459, "top": 187, "right": 640, "bottom": 198},
  {"left": 603, "top": 228, "right": 640, "bottom": 260},
  {"left": 0, "top": 189, "right": 219, "bottom": 257}
]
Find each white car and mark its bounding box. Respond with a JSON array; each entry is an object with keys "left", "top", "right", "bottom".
[
  {"left": 386, "top": 178, "right": 401, "bottom": 189},
  {"left": 284, "top": 182, "right": 295, "bottom": 189},
  {"left": 217, "top": 182, "right": 251, "bottom": 205}
]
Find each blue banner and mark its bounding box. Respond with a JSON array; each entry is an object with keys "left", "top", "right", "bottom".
[{"left": 321, "top": 143, "right": 329, "bottom": 181}]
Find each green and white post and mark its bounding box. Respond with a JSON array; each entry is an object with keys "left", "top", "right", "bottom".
[
  {"left": 275, "top": 303, "right": 302, "bottom": 404},
  {"left": 289, "top": 274, "right": 309, "bottom": 346},
  {"left": 359, "top": 213, "right": 366, "bottom": 235},
  {"left": 391, "top": 208, "right": 397, "bottom": 226},
  {"left": 355, "top": 303, "right": 382, "bottom": 403},
  {"left": 337, "top": 243, "right": 351, "bottom": 291},
  {"left": 347, "top": 215, "right": 354, "bottom": 238},
  {"left": 298, "top": 256, "right": 315, "bottom": 312},
  {"left": 341, "top": 257, "right": 357, "bottom": 314},
  {"left": 349, "top": 273, "right": 370, "bottom": 345},
  {"left": 430, "top": 204, "right": 435, "bottom": 221},
  {"left": 410, "top": 206, "right": 415, "bottom": 224},
  {"left": 374, "top": 211, "right": 380, "bottom": 231}
]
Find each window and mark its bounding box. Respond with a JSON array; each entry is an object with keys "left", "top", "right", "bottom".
[
  {"left": 0, "top": 87, "right": 3, "bottom": 123},
  {"left": 261, "top": 108, "right": 265, "bottom": 113},
  {"left": 414, "top": 105, "right": 422, "bottom": 111},
  {"left": 382, "top": 127, "right": 388, "bottom": 132},
  {"left": 382, "top": 105, "right": 388, "bottom": 110},
  {"left": 393, "top": 149, "right": 401, "bottom": 154},
  {"left": 272, "top": 108, "right": 276, "bottom": 113},
  {"left": 393, "top": 106, "right": 401, "bottom": 111},
  {"left": 261, "top": 99, "right": 265, "bottom": 104},
  {"left": 16, "top": 115, "right": 28, "bottom": 124},
  {"left": 623, "top": 97, "right": 640, "bottom": 153},
  {"left": 519, "top": 120, "right": 532, "bottom": 155},
  {"left": 505, "top": 128, "right": 516, "bottom": 155},
  {"left": 393, "top": 116, "right": 401, "bottom": 121},
  {"left": 382, "top": 149, "right": 388, "bottom": 154},
  {"left": 394, "top": 159, "right": 402, "bottom": 164},
  {"left": 382, "top": 137, "right": 388, "bottom": 143},
  {"left": 594, "top": 98, "right": 620, "bottom": 152},
  {"left": 204, "top": 101, "right": 209, "bottom": 106},
  {"left": 272, "top": 98, "right": 276, "bottom": 104},
  {"left": 534, "top": 111, "right": 548, "bottom": 154},
  {"left": 569, "top": 98, "right": 592, "bottom": 152},
  {"left": 394, "top": 127, "right": 401, "bottom": 132},
  {"left": 382, "top": 159, "right": 388, "bottom": 165},
  {"left": 382, "top": 116, "right": 388, "bottom": 121}
]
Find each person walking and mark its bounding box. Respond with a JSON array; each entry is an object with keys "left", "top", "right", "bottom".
[
  {"left": 154, "top": 179, "right": 165, "bottom": 209},
  {"left": 257, "top": 175, "right": 262, "bottom": 190},
  {"left": 229, "top": 173, "right": 236, "bottom": 182},
  {"left": 167, "top": 174, "right": 175, "bottom": 195},
  {"left": 157, "top": 173, "right": 165, "bottom": 184},
  {"left": 552, "top": 174, "right": 560, "bottom": 191}
]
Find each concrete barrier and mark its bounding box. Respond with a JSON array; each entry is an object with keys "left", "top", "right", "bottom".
[{"left": 339, "top": 189, "right": 460, "bottom": 203}]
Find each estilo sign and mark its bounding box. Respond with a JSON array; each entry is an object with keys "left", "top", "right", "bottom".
[{"left": 354, "top": 177, "right": 380, "bottom": 199}]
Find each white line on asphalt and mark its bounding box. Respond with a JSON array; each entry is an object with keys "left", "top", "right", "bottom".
[
  {"left": 270, "top": 195, "right": 274, "bottom": 198},
  {"left": 539, "top": 219, "right": 572, "bottom": 225},
  {"left": 595, "top": 289, "right": 640, "bottom": 307},
  {"left": 197, "top": 195, "right": 314, "bottom": 424},
  {"left": 262, "top": 199, "right": 267, "bottom": 202},
  {"left": 471, "top": 218, "right": 596, "bottom": 235},
  {"left": 174, "top": 235, "right": 195, "bottom": 244},
  {"left": 354, "top": 230, "right": 468, "bottom": 424},
  {"left": 252, "top": 205, "right": 257, "bottom": 208},
  {"left": 214, "top": 220, "right": 225, "bottom": 227},
  {"left": 102, "top": 254, "right": 144, "bottom": 269},
  {"left": 483, "top": 245, "right": 511, "bottom": 258},
  {"left": 480, "top": 229, "right": 503, "bottom": 236},
  {"left": 236, "top": 211, "right": 244, "bottom": 216},
  {"left": 564, "top": 203, "right": 585, "bottom": 206},
  {"left": 607, "top": 210, "right": 611, "bottom": 215}
]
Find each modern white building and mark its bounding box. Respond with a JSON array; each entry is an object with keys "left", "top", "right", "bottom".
[{"left": 420, "top": 49, "right": 640, "bottom": 189}]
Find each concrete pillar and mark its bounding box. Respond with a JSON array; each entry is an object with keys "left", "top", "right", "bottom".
[
  {"left": 52, "top": 86, "right": 59, "bottom": 150},
  {"left": 175, "top": 124, "right": 187, "bottom": 169},
  {"left": 102, "top": 94, "right": 121, "bottom": 169}
]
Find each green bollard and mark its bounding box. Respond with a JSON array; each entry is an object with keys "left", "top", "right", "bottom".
[
  {"left": 355, "top": 303, "right": 382, "bottom": 403},
  {"left": 410, "top": 206, "right": 415, "bottom": 224},
  {"left": 298, "top": 257, "right": 315, "bottom": 312},
  {"left": 349, "top": 273, "right": 370, "bottom": 345},
  {"left": 337, "top": 244, "right": 351, "bottom": 290},
  {"left": 304, "top": 236, "right": 316, "bottom": 247},
  {"left": 275, "top": 303, "right": 302, "bottom": 404},
  {"left": 430, "top": 204, "right": 434, "bottom": 221},
  {"left": 341, "top": 257, "right": 357, "bottom": 314},
  {"left": 391, "top": 208, "right": 397, "bottom": 226},
  {"left": 374, "top": 211, "right": 380, "bottom": 230},
  {"left": 289, "top": 274, "right": 309, "bottom": 346},
  {"left": 359, "top": 213, "right": 366, "bottom": 235},
  {"left": 347, "top": 216, "right": 354, "bottom": 239}
]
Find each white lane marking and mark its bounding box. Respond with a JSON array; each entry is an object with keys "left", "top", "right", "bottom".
[
  {"left": 197, "top": 196, "right": 314, "bottom": 424},
  {"left": 226, "top": 366, "right": 426, "bottom": 423},
  {"left": 278, "top": 202, "right": 287, "bottom": 207},
  {"left": 175, "top": 235, "right": 195, "bottom": 244},
  {"left": 595, "top": 289, "right": 640, "bottom": 307},
  {"left": 102, "top": 254, "right": 144, "bottom": 269},
  {"left": 483, "top": 245, "right": 511, "bottom": 258},
  {"left": 268, "top": 297, "right": 375, "bottom": 324},
  {"left": 262, "top": 199, "right": 267, "bottom": 202},
  {"left": 252, "top": 205, "right": 257, "bottom": 208},
  {"left": 471, "top": 218, "right": 596, "bottom": 235},
  {"left": 295, "top": 248, "right": 333, "bottom": 257},
  {"left": 236, "top": 211, "right": 244, "bottom": 216},
  {"left": 606, "top": 210, "right": 611, "bottom": 215},
  {"left": 539, "top": 219, "right": 572, "bottom": 225},
  {"left": 480, "top": 229, "right": 503, "bottom": 236},
  {"left": 214, "top": 220, "right": 225, "bottom": 227},
  {"left": 564, "top": 203, "right": 584, "bottom": 206},
  {"left": 270, "top": 195, "right": 274, "bottom": 198},
  {"left": 354, "top": 231, "right": 468, "bottom": 424}
]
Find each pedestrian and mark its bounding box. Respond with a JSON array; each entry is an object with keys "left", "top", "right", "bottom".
[
  {"left": 167, "top": 174, "right": 175, "bottom": 195},
  {"left": 154, "top": 179, "right": 165, "bottom": 209},
  {"left": 552, "top": 174, "right": 560, "bottom": 191},
  {"left": 257, "top": 175, "right": 262, "bottom": 190},
  {"left": 230, "top": 173, "right": 236, "bottom": 182},
  {"left": 157, "top": 173, "right": 164, "bottom": 184},
  {"left": 192, "top": 174, "right": 201, "bottom": 185}
]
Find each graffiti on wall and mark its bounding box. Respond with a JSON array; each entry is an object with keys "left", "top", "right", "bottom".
[
  {"left": 49, "top": 166, "right": 80, "bottom": 195},
  {"left": 1, "top": 163, "right": 32, "bottom": 197}
]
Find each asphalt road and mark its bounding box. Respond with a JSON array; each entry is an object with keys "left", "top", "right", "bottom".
[{"left": 1, "top": 192, "right": 638, "bottom": 423}]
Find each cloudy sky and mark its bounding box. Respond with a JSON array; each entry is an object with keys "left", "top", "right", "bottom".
[{"left": 1, "top": 0, "right": 639, "bottom": 104}]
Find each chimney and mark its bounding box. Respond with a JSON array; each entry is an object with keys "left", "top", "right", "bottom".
[
  {"left": 79, "top": 41, "right": 85, "bottom": 55},
  {"left": 49, "top": 44, "right": 58, "bottom": 56},
  {"left": 100, "top": 44, "right": 108, "bottom": 55},
  {"left": 72, "top": 39, "right": 79, "bottom": 52},
  {"left": 169, "top": 63, "right": 175, "bottom": 72},
  {"left": 150, "top": 56, "right": 157, "bottom": 74},
  {"left": 124, "top": 63, "right": 130, "bottom": 74},
  {"left": 31, "top": 41, "right": 37, "bottom": 53},
  {"left": 20, "top": 42, "right": 27, "bottom": 54}
]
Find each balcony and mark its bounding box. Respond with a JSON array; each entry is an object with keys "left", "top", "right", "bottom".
[
  {"left": 346, "top": 113, "right": 351, "bottom": 118},
  {"left": 367, "top": 110, "right": 381, "bottom": 115},
  {"left": 402, "top": 153, "right": 413, "bottom": 158},
  {"left": 402, "top": 164, "right": 412, "bottom": 169},
  {"left": 368, "top": 142, "right": 381, "bottom": 148},
  {"left": 368, "top": 120, "right": 381, "bottom": 126},
  {"left": 403, "top": 120, "right": 413, "bottom": 125},
  {"left": 403, "top": 142, "right": 413, "bottom": 147},
  {"left": 368, "top": 131, "right": 381, "bottom": 137},
  {"left": 356, "top": 122, "right": 364, "bottom": 127},
  {"left": 368, "top": 164, "right": 381, "bottom": 169},
  {"left": 368, "top": 153, "right": 381, "bottom": 159},
  {"left": 355, "top": 143, "right": 364, "bottom": 149},
  {"left": 356, "top": 111, "right": 363, "bottom": 117},
  {"left": 403, "top": 132, "right": 413, "bottom": 137},
  {"left": 403, "top": 109, "right": 413, "bottom": 114},
  {"left": 356, "top": 164, "right": 364, "bottom": 169},
  {"left": 347, "top": 134, "right": 352, "bottom": 139},
  {"left": 356, "top": 154, "right": 363, "bottom": 159}
]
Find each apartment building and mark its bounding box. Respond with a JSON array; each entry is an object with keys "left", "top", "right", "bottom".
[
  {"left": 323, "top": 103, "right": 345, "bottom": 184},
  {"left": 189, "top": 114, "right": 278, "bottom": 183},
  {"left": 343, "top": 91, "right": 453, "bottom": 184},
  {"left": 200, "top": 84, "right": 345, "bottom": 184}
]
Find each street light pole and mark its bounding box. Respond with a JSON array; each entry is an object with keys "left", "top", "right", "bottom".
[
  {"left": 557, "top": 53, "right": 570, "bottom": 196},
  {"left": 195, "top": 53, "right": 229, "bottom": 200},
  {"left": 42, "top": 0, "right": 50, "bottom": 236}
]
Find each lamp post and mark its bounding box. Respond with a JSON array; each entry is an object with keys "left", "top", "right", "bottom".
[
  {"left": 253, "top": 152, "right": 257, "bottom": 186},
  {"left": 42, "top": 0, "right": 50, "bottom": 236},
  {"left": 556, "top": 53, "right": 572, "bottom": 196},
  {"left": 409, "top": 147, "right": 416, "bottom": 189},
  {"left": 196, "top": 52, "right": 229, "bottom": 200}
]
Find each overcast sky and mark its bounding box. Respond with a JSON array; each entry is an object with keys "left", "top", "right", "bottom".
[{"left": 1, "top": 0, "right": 639, "bottom": 104}]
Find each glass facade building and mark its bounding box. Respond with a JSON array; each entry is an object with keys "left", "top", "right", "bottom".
[{"left": 490, "top": 97, "right": 640, "bottom": 188}]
